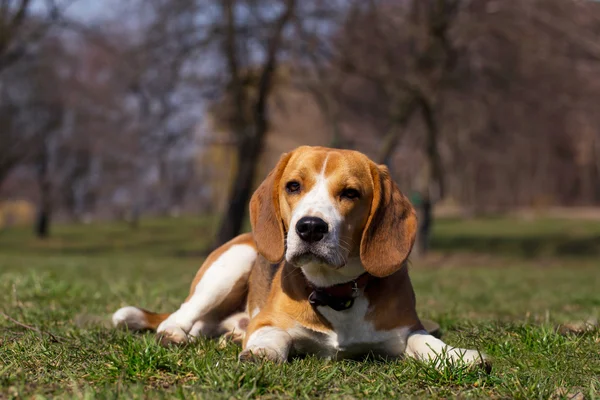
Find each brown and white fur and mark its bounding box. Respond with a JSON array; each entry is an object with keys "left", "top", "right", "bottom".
[{"left": 113, "top": 146, "right": 487, "bottom": 367}]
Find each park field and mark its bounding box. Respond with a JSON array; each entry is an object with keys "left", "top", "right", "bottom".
[{"left": 1, "top": 216, "right": 599, "bottom": 399}]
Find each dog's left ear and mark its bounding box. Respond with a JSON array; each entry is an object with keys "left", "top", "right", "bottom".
[
  {"left": 249, "top": 152, "right": 293, "bottom": 263},
  {"left": 360, "top": 164, "right": 418, "bottom": 277}
]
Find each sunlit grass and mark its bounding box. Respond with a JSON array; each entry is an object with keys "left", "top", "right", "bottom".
[{"left": 1, "top": 216, "right": 599, "bottom": 398}]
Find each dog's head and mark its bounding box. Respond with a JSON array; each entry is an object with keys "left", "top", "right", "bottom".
[{"left": 250, "top": 146, "right": 417, "bottom": 285}]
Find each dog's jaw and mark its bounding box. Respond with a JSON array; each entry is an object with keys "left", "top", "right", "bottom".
[{"left": 299, "top": 257, "right": 366, "bottom": 287}]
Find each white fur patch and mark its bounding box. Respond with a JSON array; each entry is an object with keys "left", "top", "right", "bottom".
[
  {"left": 289, "top": 296, "right": 409, "bottom": 359},
  {"left": 112, "top": 306, "right": 148, "bottom": 330},
  {"left": 284, "top": 301, "right": 483, "bottom": 364},
  {"left": 243, "top": 326, "right": 293, "bottom": 362},
  {"left": 286, "top": 174, "right": 341, "bottom": 259},
  {"left": 188, "top": 320, "right": 207, "bottom": 338},
  {"left": 406, "top": 330, "right": 485, "bottom": 366},
  {"left": 158, "top": 244, "right": 257, "bottom": 335},
  {"left": 300, "top": 257, "right": 366, "bottom": 287}
]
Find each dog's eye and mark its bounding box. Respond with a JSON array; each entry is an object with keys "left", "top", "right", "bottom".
[
  {"left": 341, "top": 188, "right": 360, "bottom": 200},
  {"left": 286, "top": 181, "right": 301, "bottom": 194}
]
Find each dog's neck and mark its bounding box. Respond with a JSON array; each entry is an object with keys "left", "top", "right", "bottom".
[{"left": 299, "top": 257, "right": 366, "bottom": 288}]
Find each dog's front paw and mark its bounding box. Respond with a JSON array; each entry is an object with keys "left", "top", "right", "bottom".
[
  {"left": 157, "top": 326, "right": 189, "bottom": 346},
  {"left": 466, "top": 351, "right": 492, "bottom": 373},
  {"left": 450, "top": 349, "right": 492, "bottom": 373},
  {"left": 218, "top": 330, "right": 245, "bottom": 349},
  {"left": 239, "top": 346, "right": 286, "bottom": 363}
]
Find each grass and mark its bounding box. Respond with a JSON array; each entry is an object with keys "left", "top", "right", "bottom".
[{"left": 1, "top": 216, "right": 599, "bottom": 399}]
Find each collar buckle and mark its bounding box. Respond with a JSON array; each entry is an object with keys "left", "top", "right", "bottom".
[
  {"left": 308, "top": 275, "right": 370, "bottom": 312},
  {"left": 309, "top": 290, "right": 355, "bottom": 311},
  {"left": 351, "top": 280, "right": 360, "bottom": 298}
]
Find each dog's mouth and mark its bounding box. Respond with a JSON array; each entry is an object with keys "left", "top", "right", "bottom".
[{"left": 288, "top": 250, "right": 345, "bottom": 269}]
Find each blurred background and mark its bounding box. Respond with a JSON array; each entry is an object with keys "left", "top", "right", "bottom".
[
  {"left": 3, "top": 4, "right": 599, "bottom": 395},
  {"left": 1, "top": 0, "right": 600, "bottom": 256}
]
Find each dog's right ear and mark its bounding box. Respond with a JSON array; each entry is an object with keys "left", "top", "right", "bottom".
[
  {"left": 360, "top": 164, "right": 417, "bottom": 277},
  {"left": 250, "top": 152, "right": 293, "bottom": 263}
]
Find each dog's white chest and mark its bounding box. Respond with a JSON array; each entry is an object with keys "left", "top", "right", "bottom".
[{"left": 290, "top": 297, "right": 409, "bottom": 359}]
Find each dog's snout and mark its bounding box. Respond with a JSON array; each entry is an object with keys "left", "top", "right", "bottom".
[{"left": 296, "top": 216, "right": 329, "bottom": 243}]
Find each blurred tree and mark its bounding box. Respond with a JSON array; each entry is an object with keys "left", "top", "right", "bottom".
[
  {"left": 64, "top": 0, "right": 211, "bottom": 226},
  {"left": 0, "top": 0, "right": 68, "bottom": 189},
  {"left": 1, "top": 34, "right": 67, "bottom": 238},
  {"left": 316, "top": 0, "right": 600, "bottom": 253},
  {"left": 1, "top": 0, "right": 599, "bottom": 241},
  {"left": 0, "top": 0, "right": 62, "bottom": 70},
  {"left": 213, "top": 0, "right": 296, "bottom": 247},
  {"left": 120, "top": 0, "right": 206, "bottom": 224},
  {"left": 330, "top": 0, "right": 459, "bottom": 255}
]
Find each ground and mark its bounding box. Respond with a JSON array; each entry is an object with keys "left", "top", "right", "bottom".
[{"left": 0, "top": 216, "right": 599, "bottom": 399}]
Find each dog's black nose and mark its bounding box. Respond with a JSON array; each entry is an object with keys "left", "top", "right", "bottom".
[{"left": 296, "top": 216, "right": 328, "bottom": 243}]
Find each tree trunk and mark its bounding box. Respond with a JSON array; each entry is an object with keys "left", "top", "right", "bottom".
[
  {"left": 214, "top": 137, "right": 263, "bottom": 246},
  {"left": 376, "top": 96, "right": 418, "bottom": 165},
  {"left": 35, "top": 148, "right": 52, "bottom": 239},
  {"left": 421, "top": 97, "right": 444, "bottom": 200},
  {"left": 416, "top": 195, "right": 432, "bottom": 255},
  {"left": 213, "top": 0, "right": 295, "bottom": 248},
  {"left": 0, "top": 167, "right": 10, "bottom": 192},
  {"left": 35, "top": 207, "right": 50, "bottom": 238},
  {"left": 414, "top": 98, "right": 443, "bottom": 256}
]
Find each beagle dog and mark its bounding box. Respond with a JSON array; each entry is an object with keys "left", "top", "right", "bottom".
[{"left": 113, "top": 146, "right": 487, "bottom": 367}]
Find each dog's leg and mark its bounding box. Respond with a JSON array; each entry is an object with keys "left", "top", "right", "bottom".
[
  {"left": 217, "top": 312, "right": 250, "bottom": 347},
  {"left": 157, "top": 240, "right": 257, "bottom": 345},
  {"left": 406, "top": 330, "right": 488, "bottom": 369},
  {"left": 238, "top": 326, "right": 292, "bottom": 363}
]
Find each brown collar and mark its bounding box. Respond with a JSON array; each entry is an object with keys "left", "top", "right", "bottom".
[{"left": 307, "top": 272, "right": 372, "bottom": 311}]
